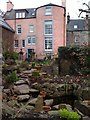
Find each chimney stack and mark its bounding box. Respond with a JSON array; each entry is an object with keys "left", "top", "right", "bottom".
[
  {"left": 7, "top": 0, "right": 14, "bottom": 11},
  {"left": 62, "top": 0, "right": 66, "bottom": 7}
]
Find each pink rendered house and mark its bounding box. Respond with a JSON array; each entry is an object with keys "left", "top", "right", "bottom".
[{"left": 4, "top": 0, "right": 66, "bottom": 60}]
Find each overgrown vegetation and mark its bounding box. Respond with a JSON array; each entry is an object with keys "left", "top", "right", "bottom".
[
  {"left": 58, "top": 47, "right": 90, "bottom": 75},
  {"left": 58, "top": 108, "right": 81, "bottom": 120},
  {"left": 3, "top": 51, "right": 19, "bottom": 60},
  {"left": 32, "top": 70, "right": 40, "bottom": 77},
  {"left": 5, "top": 71, "right": 19, "bottom": 83},
  {"left": 20, "top": 61, "right": 29, "bottom": 69}
]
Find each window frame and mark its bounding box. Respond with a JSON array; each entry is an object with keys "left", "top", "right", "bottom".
[
  {"left": 22, "top": 39, "right": 25, "bottom": 47},
  {"left": 44, "top": 20, "right": 53, "bottom": 35},
  {"left": 27, "top": 36, "right": 36, "bottom": 45},
  {"left": 16, "top": 25, "right": 22, "bottom": 34},
  {"left": 44, "top": 36, "right": 53, "bottom": 51},
  {"left": 14, "top": 40, "right": 19, "bottom": 48},
  {"left": 29, "top": 25, "right": 34, "bottom": 32},
  {"left": 16, "top": 12, "right": 25, "bottom": 18},
  {"left": 45, "top": 6, "right": 52, "bottom": 16}
]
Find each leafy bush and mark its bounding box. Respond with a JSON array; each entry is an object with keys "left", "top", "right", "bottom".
[
  {"left": 58, "top": 46, "right": 90, "bottom": 75},
  {"left": 67, "top": 111, "right": 81, "bottom": 120},
  {"left": 5, "top": 71, "right": 19, "bottom": 83},
  {"left": 31, "top": 62, "right": 36, "bottom": 68},
  {"left": 58, "top": 109, "right": 81, "bottom": 120},
  {"left": 3, "top": 51, "right": 19, "bottom": 60},
  {"left": 20, "top": 61, "right": 29, "bottom": 69},
  {"left": 11, "top": 51, "right": 19, "bottom": 60},
  {"left": 32, "top": 70, "right": 40, "bottom": 77},
  {"left": 58, "top": 109, "right": 69, "bottom": 119}
]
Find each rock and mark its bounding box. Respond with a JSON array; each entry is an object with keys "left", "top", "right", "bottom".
[
  {"left": 17, "top": 95, "right": 30, "bottom": 102},
  {"left": 48, "top": 110, "right": 59, "bottom": 116},
  {"left": 52, "top": 105, "right": 60, "bottom": 110},
  {"left": 39, "top": 113, "right": 49, "bottom": 119},
  {"left": 28, "top": 98, "right": 37, "bottom": 105},
  {"left": 7, "top": 100, "right": 20, "bottom": 108},
  {"left": 26, "top": 105, "right": 34, "bottom": 111},
  {"left": 39, "top": 72, "right": 47, "bottom": 76},
  {"left": 14, "top": 84, "right": 30, "bottom": 94},
  {"left": 34, "top": 95, "right": 44, "bottom": 112},
  {"left": 44, "top": 99, "right": 54, "bottom": 106},
  {"left": 43, "top": 106, "right": 51, "bottom": 112},
  {"left": 81, "top": 88, "right": 90, "bottom": 100},
  {"left": 59, "top": 104, "right": 72, "bottom": 111},
  {"left": 2, "top": 102, "right": 17, "bottom": 118},
  {"left": 29, "top": 88, "right": 39, "bottom": 93},
  {"left": 31, "top": 82, "right": 42, "bottom": 90},
  {"left": 22, "top": 69, "right": 37, "bottom": 75},
  {"left": 3, "top": 89, "right": 11, "bottom": 94},
  {"left": 83, "top": 116, "right": 90, "bottom": 120},
  {"left": 14, "top": 80, "right": 26, "bottom": 85},
  {"left": 29, "top": 88, "right": 39, "bottom": 97}
]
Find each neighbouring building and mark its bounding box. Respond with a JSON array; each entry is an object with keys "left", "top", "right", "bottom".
[
  {"left": 0, "top": 15, "right": 15, "bottom": 54},
  {"left": 66, "top": 14, "right": 90, "bottom": 47},
  {"left": 4, "top": 0, "right": 66, "bottom": 60}
]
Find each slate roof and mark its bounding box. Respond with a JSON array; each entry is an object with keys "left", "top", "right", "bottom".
[
  {"left": 0, "top": 15, "right": 14, "bottom": 32},
  {"left": 4, "top": 3, "right": 65, "bottom": 20},
  {"left": 67, "top": 19, "right": 87, "bottom": 31}
]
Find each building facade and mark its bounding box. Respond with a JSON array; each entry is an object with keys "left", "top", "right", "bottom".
[
  {"left": 4, "top": 0, "right": 66, "bottom": 59},
  {"left": 0, "top": 16, "right": 15, "bottom": 54},
  {"left": 66, "top": 18, "right": 90, "bottom": 47}
]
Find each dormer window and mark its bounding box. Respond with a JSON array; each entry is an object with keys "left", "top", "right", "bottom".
[
  {"left": 16, "top": 12, "right": 25, "bottom": 18},
  {"left": 74, "top": 25, "right": 78, "bottom": 29},
  {"left": 45, "top": 6, "right": 52, "bottom": 16}
]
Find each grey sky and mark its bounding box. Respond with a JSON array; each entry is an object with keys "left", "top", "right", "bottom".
[{"left": 0, "top": 0, "right": 90, "bottom": 18}]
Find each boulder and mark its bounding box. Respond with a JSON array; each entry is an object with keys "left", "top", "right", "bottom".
[
  {"left": 59, "top": 104, "right": 72, "bottom": 111},
  {"left": 44, "top": 99, "right": 54, "bottom": 106},
  {"left": 14, "top": 80, "right": 26, "bottom": 85},
  {"left": 17, "top": 95, "right": 30, "bottom": 102},
  {"left": 14, "top": 84, "right": 30, "bottom": 94},
  {"left": 48, "top": 110, "right": 59, "bottom": 116},
  {"left": 34, "top": 95, "right": 44, "bottom": 112},
  {"left": 28, "top": 98, "right": 37, "bottom": 105},
  {"left": 52, "top": 105, "right": 60, "bottom": 110}
]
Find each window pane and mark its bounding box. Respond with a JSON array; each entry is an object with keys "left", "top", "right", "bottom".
[
  {"left": 17, "top": 25, "right": 21, "bottom": 34},
  {"left": 32, "top": 37, "right": 36, "bottom": 44},
  {"left": 16, "top": 12, "right": 25, "bottom": 18},
  {"left": 15, "top": 40, "right": 18, "bottom": 47},
  {"left": 45, "top": 24, "right": 52, "bottom": 34},
  {"left": 27, "top": 36, "right": 36, "bottom": 45},
  {"left": 22, "top": 12, "right": 25, "bottom": 18},
  {"left": 19, "top": 13, "right": 22, "bottom": 18},
  {"left": 45, "top": 6, "right": 52, "bottom": 15},
  {"left": 44, "top": 21, "right": 53, "bottom": 35},
  {"left": 29, "top": 25, "right": 34, "bottom": 32},
  {"left": 22, "top": 40, "right": 25, "bottom": 47},
  {"left": 45, "top": 37, "right": 52, "bottom": 50},
  {"left": 16, "top": 13, "right": 18, "bottom": 18},
  {"left": 28, "top": 37, "right": 32, "bottom": 44}
]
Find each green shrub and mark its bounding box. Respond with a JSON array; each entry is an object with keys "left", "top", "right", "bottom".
[
  {"left": 20, "top": 61, "right": 29, "bottom": 69},
  {"left": 5, "top": 71, "right": 19, "bottom": 83},
  {"left": 58, "top": 109, "right": 69, "bottom": 119},
  {"left": 58, "top": 109, "right": 81, "bottom": 120},
  {"left": 67, "top": 111, "right": 81, "bottom": 120},
  {"left": 31, "top": 62, "right": 36, "bottom": 68},
  {"left": 11, "top": 51, "right": 19, "bottom": 60},
  {"left": 32, "top": 70, "right": 40, "bottom": 77},
  {"left": 3, "top": 51, "right": 19, "bottom": 60}
]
